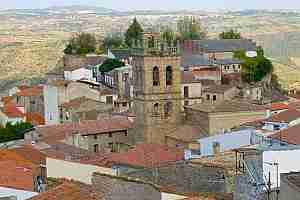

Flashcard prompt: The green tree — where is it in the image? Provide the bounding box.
[161,27,175,46]
[219,29,241,39]
[177,16,206,40]
[0,122,33,143]
[234,48,273,83]
[125,18,144,48]
[102,35,126,50]
[99,58,125,73]
[64,32,97,55]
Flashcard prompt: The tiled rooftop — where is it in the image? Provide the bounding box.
[26,112,45,126]
[29,181,104,200]
[1,102,24,118]
[268,109,300,123]
[16,86,43,97]
[271,103,289,111]
[269,124,300,145]
[186,99,267,113]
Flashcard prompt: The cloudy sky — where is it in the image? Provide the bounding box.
[2,0,300,10]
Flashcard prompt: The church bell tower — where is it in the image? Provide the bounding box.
[132,32,182,144]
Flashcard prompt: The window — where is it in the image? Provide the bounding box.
[108,133,112,138]
[122,102,127,107]
[213,95,217,101]
[153,66,160,86]
[30,100,36,105]
[93,144,99,153]
[166,66,173,85]
[184,86,189,98]
[94,135,98,140]
[125,131,128,136]
[108,142,114,152]
[184,100,189,106]
[106,96,113,104]
[164,102,172,117]
[213,142,220,154]
[206,94,210,100]
[153,103,159,116]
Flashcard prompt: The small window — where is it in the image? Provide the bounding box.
[206,94,210,100]
[106,96,113,104]
[184,86,189,98]
[108,133,112,138]
[213,95,217,101]
[125,131,128,136]
[94,135,98,140]
[213,142,220,154]
[30,100,36,105]
[93,144,99,153]
[184,100,189,106]
[153,66,160,86]
[153,103,159,116]
[122,102,127,107]
[166,66,173,86]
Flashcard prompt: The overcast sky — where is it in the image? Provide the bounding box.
[2,0,300,10]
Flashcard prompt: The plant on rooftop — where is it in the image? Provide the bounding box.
[234,46,273,83]
[99,58,125,73]
[125,18,144,48]
[64,32,97,55]
[219,29,242,39]
[0,122,33,143]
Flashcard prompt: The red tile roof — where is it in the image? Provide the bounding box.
[0,150,36,191]
[85,143,184,168]
[269,124,300,145]
[26,112,45,126]
[0,160,34,191]
[268,109,300,123]
[12,145,46,165]
[271,103,289,111]
[16,86,43,97]
[1,102,24,118]
[29,181,104,200]
[1,96,13,104]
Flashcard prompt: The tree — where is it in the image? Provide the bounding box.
[161,27,175,46]
[102,35,126,50]
[64,32,97,55]
[177,16,206,40]
[99,58,125,73]
[219,29,241,39]
[234,48,273,83]
[0,122,33,143]
[125,18,144,48]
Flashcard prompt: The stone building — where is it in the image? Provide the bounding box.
[132,33,182,144]
[280,172,300,200]
[202,85,238,104]
[184,99,268,136]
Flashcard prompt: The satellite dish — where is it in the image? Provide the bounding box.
[246,51,257,58]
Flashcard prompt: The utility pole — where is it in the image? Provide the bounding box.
[267,171,271,200]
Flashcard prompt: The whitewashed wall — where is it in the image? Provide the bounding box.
[198,129,256,156]
[263,149,300,189]
[46,157,116,184]
[0,187,37,200]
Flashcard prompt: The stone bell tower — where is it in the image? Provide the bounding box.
[132,32,182,144]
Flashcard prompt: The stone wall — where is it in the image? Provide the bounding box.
[92,173,161,200]
[124,162,226,194]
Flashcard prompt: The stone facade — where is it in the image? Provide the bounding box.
[92,173,161,200]
[65,130,133,153]
[132,37,182,144]
[185,108,266,136]
[280,172,300,200]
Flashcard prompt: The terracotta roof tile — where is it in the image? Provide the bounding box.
[0,160,34,191]
[26,112,45,126]
[1,102,24,118]
[1,96,13,104]
[268,109,300,123]
[85,143,184,168]
[29,181,104,200]
[271,103,289,111]
[16,86,43,97]
[12,145,46,165]
[269,124,300,145]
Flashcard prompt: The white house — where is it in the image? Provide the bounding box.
[0,187,38,200]
[187,128,260,158]
[64,66,94,81]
